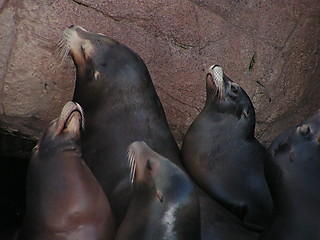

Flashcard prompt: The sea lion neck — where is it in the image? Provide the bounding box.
[198,104,256,139]
[34,137,81,161]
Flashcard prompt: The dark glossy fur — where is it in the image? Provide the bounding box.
[16,102,115,240]
[261,110,320,240]
[116,141,200,240]
[182,66,273,232]
[67,26,181,224]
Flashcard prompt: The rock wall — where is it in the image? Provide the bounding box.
[0,0,319,151]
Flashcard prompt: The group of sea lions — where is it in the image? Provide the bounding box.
[4,25,320,240]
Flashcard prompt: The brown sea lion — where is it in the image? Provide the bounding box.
[182,65,273,232]
[261,110,320,240]
[60,25,181,224]
[16,101,115,240]
[116,141,200,240]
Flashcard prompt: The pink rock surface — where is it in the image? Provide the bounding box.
[0,0,319,147]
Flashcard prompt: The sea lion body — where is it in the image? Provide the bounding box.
[61,26,181,224]
[261,110,320,240]
[116,141,200,240]
[16,101,115,240]
[199,191,259,240]
[182,65,273,231]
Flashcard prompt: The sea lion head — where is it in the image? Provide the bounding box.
[127,141,195,204]
[125,141,200,239]
[60,26,111,76]
[59,25,147,88]
[267,110,320,203]
[270,109,320,163]
[33,101,84,158]
[205,65,256,134]
[205,65,255,120]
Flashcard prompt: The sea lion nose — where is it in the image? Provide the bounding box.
[211,64,220,70]
[211,65,223,82]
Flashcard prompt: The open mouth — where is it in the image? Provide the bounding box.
[63,109,83,132]
[57,102,85,134]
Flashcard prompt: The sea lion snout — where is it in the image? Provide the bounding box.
[56,101,84,134]
[210,65,223,81]
[206,65,224,99]
[59,26,94,66]
[128,141,161,184]
[68,25,88,34]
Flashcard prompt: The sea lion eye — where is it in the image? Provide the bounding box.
[147,159,152,171]
[231,84,238,94]
[32,145,38,154]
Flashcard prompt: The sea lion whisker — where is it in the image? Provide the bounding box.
[129,157,134,180]
[132,160,136,184]
[61,42,70,60]
[54,43,63,57]
[61,48,69,62]
[212,88,219,100]
[57,38,66,52]
[57,37,65,47]
[56,34,71,63]
[127,147,137,184]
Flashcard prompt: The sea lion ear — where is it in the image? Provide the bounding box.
[273,141,289,156]
[157,190,163,203]
[242,109,249,119]
[32,145,39,154]
[297,124,311,137]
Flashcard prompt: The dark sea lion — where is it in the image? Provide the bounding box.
[16,101,115,240]
[182,65,273,231]
[260,110,320,240]
[60,25,181,224]
[116,141,200,240]
[199,190,259,240]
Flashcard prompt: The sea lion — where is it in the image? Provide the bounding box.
[260,110,320,240]
[199,189,260,240]
[116,141,200,240]
[60,25,181,224]
[181,65,273,232]
[16,101,115,240]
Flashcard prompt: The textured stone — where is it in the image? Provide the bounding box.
[0,0,319,150]
[256,15,320,143]
[191,0,320,47]
[0,7,15,115]
[0,0,7,9]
